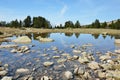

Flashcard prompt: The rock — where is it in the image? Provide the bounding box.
[52,47,58,50]
[4,64,9,68]
[88,61,99,70]
[74,67,85,75]
[57,59,66,63]
[53,56,60,59]
[43,62,54,67]
[61,53,70,56]
[70,45,75,48]
[0,67,4,71]
[13,36,31,43]
[37,36,54,42]
[78,56,89,64]
[0,70,8,76]
[11,46,30,53]
[17,46,30,53]
[106,70,120,79]
[41,76,52,80]
[115,49,120,53]
[97,71,106,78]
[99,55,111,61]
[73,55,79,60]
[100,64,112,70]
[1,76,13,80]
[82,43,93,47]
[16,68,29,74]
[0,44,18,48]
[107,60,114,64]
[63,71,73,80]
[115,39,120,44]
[73,49,81,53]
[83,72,92,79]
[10,49,17,53]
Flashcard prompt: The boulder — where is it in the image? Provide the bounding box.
[74,67,85,75]
[88,61,99,70]
[16,68,29,74]
[63,71,73,80]
[78,56,89,64]
[100,64,112,70]
[0,70,8,76]
[57,59,66,63]
[73,55,79,60]
[1,76,13,80]
[115,39,120,44]
[13,36,31,43]
[97,71,106,78]
[73,49,81,53]
[99,55,111,61]
[37,36,54,42]
[43,62,54,67]
[106,70,120,79]
[53,56,60,59]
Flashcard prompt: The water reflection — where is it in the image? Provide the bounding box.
[92,34,100,39]
[64,33,73,37]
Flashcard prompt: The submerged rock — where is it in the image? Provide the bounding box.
[11,46,30,53]
[1,76,13,80]
[57,59,67,63]
[43,62,54,67]
[74,67,85,75]
[16,68,29,74]
[12,36,31,43]
[99,55,111,61]
[0,70,8,76]
[78,56,89,64]
[88,61,100,70]
[73,49,81,53]
[106,70,120,79]
[0,44,18,48]
[37,36,54,42]
[63,71,73,80]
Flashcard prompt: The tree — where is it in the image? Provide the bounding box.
[19,20,22,27]
[24,16,31,27]
[10,19,19,27]
[64,21,74,28]
[75,20,81,28]
[101,22,107,28]
[94,19,100,28]
[0,21,6,26]
[33,16,51,28]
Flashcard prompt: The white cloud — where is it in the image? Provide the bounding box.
[60,5,68,16]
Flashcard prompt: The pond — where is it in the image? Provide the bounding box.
[0,33,120,79]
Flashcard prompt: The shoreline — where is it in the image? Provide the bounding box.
[0,27,120,35]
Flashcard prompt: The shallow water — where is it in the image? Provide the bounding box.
[0,33,120,79]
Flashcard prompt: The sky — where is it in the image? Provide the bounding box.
[0,0,120,25]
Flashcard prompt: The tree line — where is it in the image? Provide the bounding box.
[0,16,52,28]
[0,16,120,29]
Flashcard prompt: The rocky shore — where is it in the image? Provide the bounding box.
[0,41,120,80]
[0,32,120,80]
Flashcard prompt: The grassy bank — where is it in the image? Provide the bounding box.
[0,27,120,35]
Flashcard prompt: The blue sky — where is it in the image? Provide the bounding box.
[0,0,120,25]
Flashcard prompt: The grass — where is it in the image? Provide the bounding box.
[0,27,120,35]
